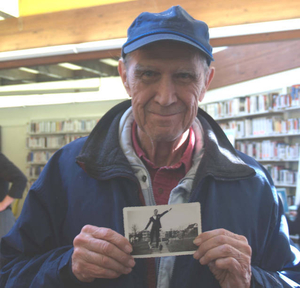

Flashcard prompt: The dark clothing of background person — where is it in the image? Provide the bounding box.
[0,153,27,239]
[145,210,170,248]
[287,205,300,236]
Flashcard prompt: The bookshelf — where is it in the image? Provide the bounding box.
[201,84,300,206]
[26,118,98,185]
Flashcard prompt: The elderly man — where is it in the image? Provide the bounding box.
[1,5,300,288]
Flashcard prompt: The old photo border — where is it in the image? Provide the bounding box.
[123,203,201,258]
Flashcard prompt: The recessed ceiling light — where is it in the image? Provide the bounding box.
[99,58,119,67]
[19,67,39,74]
[58,62,83,70]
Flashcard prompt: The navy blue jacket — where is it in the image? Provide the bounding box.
[1,100,300,287]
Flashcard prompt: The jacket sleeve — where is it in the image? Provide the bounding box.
[0,152,72,288]
[159,209,170,218]
[250,166,300,287]
[0,153,27,199]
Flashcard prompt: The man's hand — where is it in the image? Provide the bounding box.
[72,225,135,283]
[193,229,252,288]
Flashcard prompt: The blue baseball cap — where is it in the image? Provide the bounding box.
[122,6,214,65]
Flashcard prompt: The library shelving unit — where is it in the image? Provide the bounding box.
[26,118,98,186]
[200,84,300,206]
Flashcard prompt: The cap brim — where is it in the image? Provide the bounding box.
[123,33,214,61]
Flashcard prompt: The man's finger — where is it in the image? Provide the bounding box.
[195,244,250,266]
[73,248,133,275]
[193,233,251,261]
[82,225,133,254]
[194,229,247,246]
[73,230,135,268]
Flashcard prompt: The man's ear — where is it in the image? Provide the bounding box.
[118,59,131,96]
[199,67,215,102]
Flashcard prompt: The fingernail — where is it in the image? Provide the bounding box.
[125,245,133,253]
[129,259,135,267]
[193,250,201,260]
[193,238,201,245]
[124,267,132,274]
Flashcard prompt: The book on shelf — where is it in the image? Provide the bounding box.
[289,84,300,107]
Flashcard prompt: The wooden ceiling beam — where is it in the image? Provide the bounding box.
[0,0,299,53]
[209,39,300,90]
[211,30,300,47]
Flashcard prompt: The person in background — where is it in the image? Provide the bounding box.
[1,5,300,288]
[0,152,27,240]
[287,205,300,235]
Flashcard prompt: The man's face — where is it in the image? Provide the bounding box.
[119,41,214,143]
[154,209,158,215]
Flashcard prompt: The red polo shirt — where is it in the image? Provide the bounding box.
[131,121,195,287]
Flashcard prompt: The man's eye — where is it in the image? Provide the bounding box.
[142,71,156,78]
[177,73,192,79]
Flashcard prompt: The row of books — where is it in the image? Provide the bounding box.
[27,119,98,134]
[26,135,86,149]
[220,116,300,138]
[202,84,300,119]
[27,136,65,149]
[27,151,55,163]
[236,141,299,161]
[27,165,45,178]
[263,165,297,186]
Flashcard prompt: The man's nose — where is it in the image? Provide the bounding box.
[154,76,177,106]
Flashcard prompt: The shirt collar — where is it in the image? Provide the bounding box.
[131,121,195,173]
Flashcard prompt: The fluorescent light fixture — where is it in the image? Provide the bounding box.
[0,16,5,21]
[0,78,101,96]
[58,63,83,70]
[19,67,39,74]
[100,58,119,67]
[0,77,129,108]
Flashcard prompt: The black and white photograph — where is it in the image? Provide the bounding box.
[123,203,201,258]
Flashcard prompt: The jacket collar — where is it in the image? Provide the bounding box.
[192,108,255,189]
[76,100,255,182]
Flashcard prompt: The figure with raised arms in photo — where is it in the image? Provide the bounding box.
[144,208,172,249]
